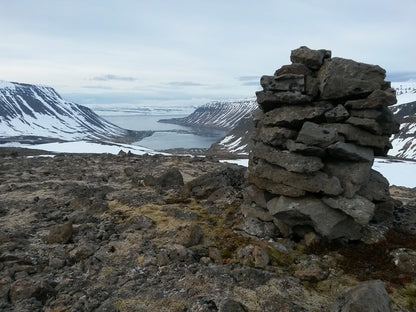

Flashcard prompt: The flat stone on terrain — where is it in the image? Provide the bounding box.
[260,74,305,92]
[252,142,324,173]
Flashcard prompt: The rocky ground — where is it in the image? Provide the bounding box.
[1,148,416,311]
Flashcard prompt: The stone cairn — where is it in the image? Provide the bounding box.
[245,46,400,241]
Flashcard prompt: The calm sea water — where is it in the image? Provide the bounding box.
[105,114,226,150]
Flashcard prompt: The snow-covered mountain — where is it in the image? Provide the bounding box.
[0,81,149,143]
[206,81,416,159]
[159,98,257,130]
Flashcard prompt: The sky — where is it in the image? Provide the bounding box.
[1,0,415,109]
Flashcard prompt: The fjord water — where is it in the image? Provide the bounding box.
[104,114,226,150]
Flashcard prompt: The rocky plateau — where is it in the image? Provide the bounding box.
[0,148,416,311]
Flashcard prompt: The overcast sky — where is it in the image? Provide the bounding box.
[1,0,415,107]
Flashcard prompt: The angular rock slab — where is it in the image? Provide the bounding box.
[319,57,386,100]
[250,159,343,196]
[324,161,372,198]
[263,102,333,128]
[248,175,306,197]
[322,195,375,225]
[267,196,362,240]
[296,121,339,148]
[253,125,297,148]
[326,141,374,162]
[345,89,397,109]
[330,280,392,312]
[260,74,305,92]
[323,123,391,155]
[290,46,331,70]
[251,142,324,173]
[256,91,312,112]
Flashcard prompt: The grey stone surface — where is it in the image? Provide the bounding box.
[322,195,375,225]
[324,161,372,198]
[250,159,343,196]
[286,140,326,157]
[253,125,297,147]
[267,196,362,240]
[296,121,339,147]
[260,74,305,92]
[290,46,331,70]
[346,116,383,135]
[247,175,306,197]
[256,91,312,112]
[330,280,392,312]
[345,89,397,109]
[326,141,374,162]
[358,169,391,202]
[325,104,350,122]
[319,57,386,100]
[323,123,391,154]
[252,142,324,173]
[263,102,333,128]
[274,63,312,76]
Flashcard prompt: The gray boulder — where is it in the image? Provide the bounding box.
[290,46,331,70]
[346,116,383,135]
[319,57,386,100]
[358,169,391,202]
[267,196,362,240]
[331,280,392,312]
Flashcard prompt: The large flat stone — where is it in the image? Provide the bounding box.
[296,121,339,147]
[263,102,333,128]
[322,195,375,225]
[275,63,312,76]
[260,74,305,92]
[290,46,331,70]
[326,141,374,162]
[248,175,306,197]
[324,161,372,198]
[349,109,383,119]
[267,196,362,240]
[318,57,386,100]
[323,123,391,155]
[250,159,343,196]
[286,139,326,157]
[345,89,397,109]
[252,142,324,173]
[346,116,383,135]
[256,91,312,112]
[253,125,297,147]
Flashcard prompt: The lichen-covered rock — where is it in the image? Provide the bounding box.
[330,280,392,312]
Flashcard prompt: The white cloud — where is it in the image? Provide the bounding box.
[0,0,415,106]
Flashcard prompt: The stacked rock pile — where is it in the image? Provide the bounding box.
[246,46,400,241]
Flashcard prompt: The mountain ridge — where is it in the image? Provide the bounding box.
[0,80,151,143]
